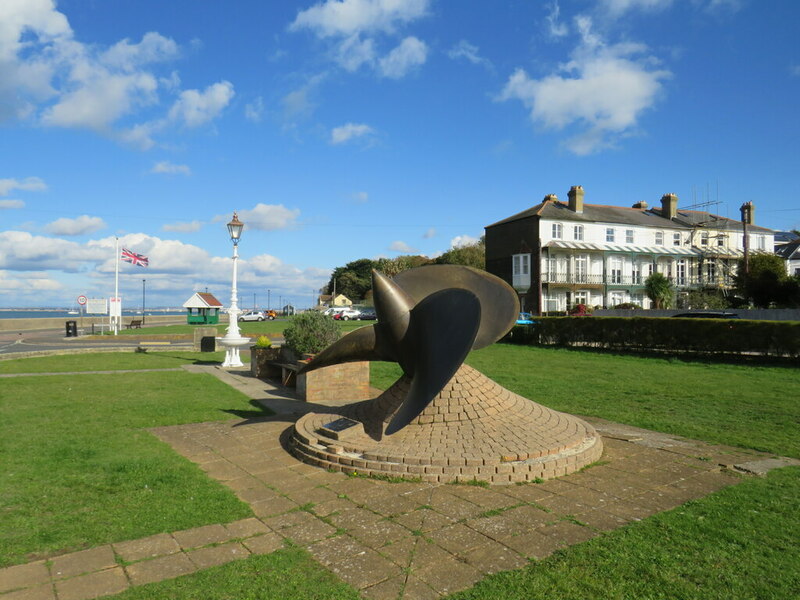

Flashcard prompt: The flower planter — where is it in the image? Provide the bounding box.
[250,346,281,378]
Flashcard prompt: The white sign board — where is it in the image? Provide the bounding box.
[109,297,122,318]
[86,298,108,315]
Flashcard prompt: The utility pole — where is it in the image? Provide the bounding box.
[142,279,146,325]
[267,289,271,311]
[740,202,752,277]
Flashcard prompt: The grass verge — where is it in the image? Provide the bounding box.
[448,466,800,600]
[0,370,265,567]
[0,351,229,373]
[371,345,800,458]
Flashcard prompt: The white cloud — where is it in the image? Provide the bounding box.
[790,64,800,77]
[389,240,417,253]
[0,176,48,196]
[168,81,235,128]
[228,203,301,231]
[45,215,106,236]
[162,220,202,233]
[498,16,670,155]
[352,191,369,203]
[282,73,326,121]
[450,234,480,248]
[545,2,568,37]
[0,230,103,272]
[0,270,62,293]
[448,40,492,69]
[330,122,375,144]
[244,96,264,122]
[335,34,376,71]
[151,161,191,175]
[600,0,673,15]
[379,36,427,78]
[422,227,436,239]
[290,0,430,38]
[0,200,25,209]
[0,1,232,145]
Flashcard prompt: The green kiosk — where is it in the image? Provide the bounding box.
[183,292,223,325]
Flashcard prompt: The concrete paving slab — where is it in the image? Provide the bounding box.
[54,567,128,600]
[0,561,50,594]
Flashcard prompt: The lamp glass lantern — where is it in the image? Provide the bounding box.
[227,213,244,244]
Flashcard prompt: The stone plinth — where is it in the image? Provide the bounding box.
[290,364,603,484]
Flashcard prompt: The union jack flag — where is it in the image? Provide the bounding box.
[121,248,149,267]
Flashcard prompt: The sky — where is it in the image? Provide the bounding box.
[1,0,799,309]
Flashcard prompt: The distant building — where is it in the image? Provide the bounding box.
[485,186,776,313]
[317,293,352,308]
[776,240,800,277]
[182,292,223,324]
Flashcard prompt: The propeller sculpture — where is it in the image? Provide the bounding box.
[299,265,519,434]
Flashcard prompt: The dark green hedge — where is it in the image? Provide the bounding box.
[504,317,800,358]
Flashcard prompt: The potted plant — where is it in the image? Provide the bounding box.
[281,311,341,363]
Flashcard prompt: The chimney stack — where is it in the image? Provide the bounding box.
[568,186,584,213]
[740,201,755,225]
[660,193,678,219]
[543,194,559,203]
[632,200,648,209]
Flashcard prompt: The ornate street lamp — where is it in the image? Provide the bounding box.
[219,212,250,367]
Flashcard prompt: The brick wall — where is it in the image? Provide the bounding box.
[297,361,371,403]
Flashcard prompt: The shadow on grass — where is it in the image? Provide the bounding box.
[223,400,275,420]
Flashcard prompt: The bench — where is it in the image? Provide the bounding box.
[266,360,302,387]
[126,319,143,329]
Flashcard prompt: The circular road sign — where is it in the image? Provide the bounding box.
[77,295,87,305]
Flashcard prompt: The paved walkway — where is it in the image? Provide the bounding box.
[2,365,796,600]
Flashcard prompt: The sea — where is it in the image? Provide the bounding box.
[0,309,185,319]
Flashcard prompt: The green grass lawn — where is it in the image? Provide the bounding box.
[372,345,800,459]
[0,351,229,374]
[110,318,369,337]
[3,346,799,599]
[0,369,265,567]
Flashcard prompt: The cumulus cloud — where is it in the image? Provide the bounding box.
[289,0,430,79]
[0,200,25,209]
[45,215,106,236]
[0,270,62,293]
[162,220,202,233]
[379,36,427,78]
[389,240,417,253]
[0,1,233,145]
[225,203,301,231]
[422,227,436,239]
[151,161,191,175]
[450,234,480,248]
[290,0,430,37]
[448,40,492,69]
[0,230,103,272]
[497,16,670,154]
[0,176,47,196]
[168,81,234,128]
[599,0,673,15]
[330,122,375,144]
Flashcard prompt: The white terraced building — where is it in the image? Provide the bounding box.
[485,186,775,313]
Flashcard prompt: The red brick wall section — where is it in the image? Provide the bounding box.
[297,362,371,403]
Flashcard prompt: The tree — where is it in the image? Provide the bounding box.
[374,255,432,277]
[734,253,789,308]
[686,289,730,310]
[435,237,485,270]
[326,258,375,301]
[644,272,674,309]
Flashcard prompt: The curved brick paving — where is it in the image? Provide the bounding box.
[291,364,603,483]
[2,364,796,600]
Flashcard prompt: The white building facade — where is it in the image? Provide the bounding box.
[487,187,775,312]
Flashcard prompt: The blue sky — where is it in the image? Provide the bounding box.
[1,0,798,309]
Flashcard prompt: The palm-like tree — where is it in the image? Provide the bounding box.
[645,272,674,309]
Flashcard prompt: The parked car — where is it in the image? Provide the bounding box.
[264,310,277,320]
[671,312,740,319]
[334,308,361,321]
[516,312,535,325]
[239,310,266,322]
[358,309,377,320]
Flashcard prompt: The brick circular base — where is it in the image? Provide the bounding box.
[289,364,603,485]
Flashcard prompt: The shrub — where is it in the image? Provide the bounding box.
[283,311,341,356]
[254,335,272,348]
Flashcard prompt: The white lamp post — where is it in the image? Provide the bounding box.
[219,212,250,367]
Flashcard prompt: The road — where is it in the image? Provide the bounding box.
[0,321,192,357]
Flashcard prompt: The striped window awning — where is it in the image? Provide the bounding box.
[545,240,742,258]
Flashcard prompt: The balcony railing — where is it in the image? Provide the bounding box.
[541,273,735,287]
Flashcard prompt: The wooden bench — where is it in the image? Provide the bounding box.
[266,360,302,387]
[126,319,143,329]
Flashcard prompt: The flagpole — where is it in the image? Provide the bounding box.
[114,237,119,335]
